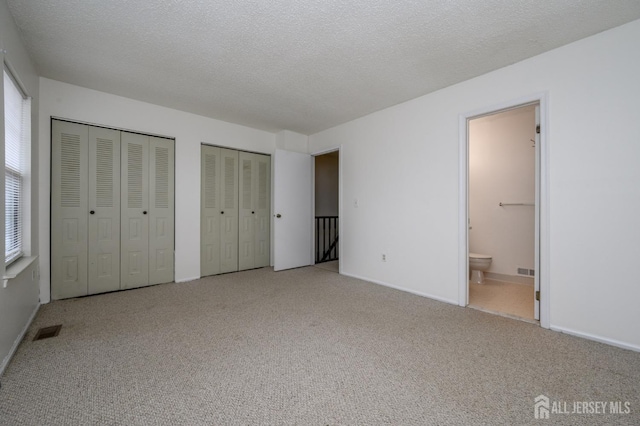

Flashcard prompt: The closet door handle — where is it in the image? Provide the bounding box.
[276,214,281,218]
[252,211,255,214]
[143,211,147,215]
[221,211,224,214]
[90,210,95,215]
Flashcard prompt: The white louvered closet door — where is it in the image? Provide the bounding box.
[220,148,239,273]
[238,152,271,270]
[253,154,271,268]
[149,137,175,285]
[238,152,255,270]
[88,126,121,295]
[51,121,89,300]
[121,132,150,289]
[201,145,221,276]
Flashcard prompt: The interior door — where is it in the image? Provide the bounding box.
[88,126,121,295]
[201,145,221,276]
[534,105,541,321]
[121,132,150,289]
[254,154,271,268]
[238,152,255,270]
[220,148,239,273]
[273,149,312,271]
[51,120,89,299]
[149,136,175,285]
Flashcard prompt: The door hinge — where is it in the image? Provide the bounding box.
[535,290,540,301]
[536,124,540,134]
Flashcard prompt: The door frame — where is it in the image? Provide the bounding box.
[310,145,343,274]
[457,93,550,329]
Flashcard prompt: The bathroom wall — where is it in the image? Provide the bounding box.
[315,152,339,217]
[469,106,536,278]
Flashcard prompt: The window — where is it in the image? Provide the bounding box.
[4,69,30,265]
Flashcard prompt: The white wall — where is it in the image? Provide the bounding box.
[469,106,535,277]
[309,19,640,349]
[276,130,308,153]
[1,0,41,373]
[315,153,339,217]
[38,78,275,303]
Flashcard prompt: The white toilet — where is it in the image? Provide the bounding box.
[469,253,492,284]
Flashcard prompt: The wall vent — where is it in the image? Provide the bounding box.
[517,268,535,276]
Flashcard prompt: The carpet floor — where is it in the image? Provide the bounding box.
[1,267,638,425]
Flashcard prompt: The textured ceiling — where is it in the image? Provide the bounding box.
[6,1,640,134]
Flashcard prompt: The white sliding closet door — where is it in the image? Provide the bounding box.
[149,137,175,285]
[121,132,150,289]
[88,126,121,294]
[51,121,89,299]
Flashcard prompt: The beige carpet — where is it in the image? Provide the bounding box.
[469,279,535,321]
[1,267,639,425]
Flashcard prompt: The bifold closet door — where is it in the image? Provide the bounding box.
[201,145,222,276]
[121,132,150,289]
[88,126,121,294]
[220,149,239,273]
[51,121,89,300]
[200,146,238,276]
[238,152,271,271]
[149,137,175,285]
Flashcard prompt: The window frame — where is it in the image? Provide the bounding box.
[3,65,31,267]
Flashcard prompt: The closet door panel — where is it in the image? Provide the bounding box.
[201,145,221,276]
[220,149,239,273]
[121,132,150,289]
[88,126,121,295]
[149,137,175,285]
[254,154,271,268]
[238,152,255,271]
[51,121,89,300]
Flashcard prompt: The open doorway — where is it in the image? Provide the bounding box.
[467,104,538,322]
[313,150,339,273]
[459,95,549,328]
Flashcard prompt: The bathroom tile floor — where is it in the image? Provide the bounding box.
[469,279,535,321]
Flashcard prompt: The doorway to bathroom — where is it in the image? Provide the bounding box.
[459,96,548,327]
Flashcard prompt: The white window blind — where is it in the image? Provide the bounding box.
[4,69,30,265]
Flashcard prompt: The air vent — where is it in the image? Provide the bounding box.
[33,325,62,341]
[517,267,535,276]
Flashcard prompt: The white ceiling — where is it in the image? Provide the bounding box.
[6,1,640,135]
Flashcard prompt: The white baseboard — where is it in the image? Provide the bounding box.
[485,272,534,285]
[550,325,640,353]
[341,272,459,306]
[0,303,40,377]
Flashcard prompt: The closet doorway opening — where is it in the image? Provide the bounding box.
[313,149,341,273]
[459,96,549,328]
